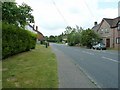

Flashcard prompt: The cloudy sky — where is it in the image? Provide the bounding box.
[16,0,119,36]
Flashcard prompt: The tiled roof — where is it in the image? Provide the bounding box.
[111,16,120,28]
[92,16,120,31]
[28,24,44,36]
[103,18,113,27]
[103,17,120,28]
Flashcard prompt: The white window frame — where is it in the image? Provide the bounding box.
[116,37,120,44]
[100,29,103,34]
[118,22,120,30]
[105,29,109,33]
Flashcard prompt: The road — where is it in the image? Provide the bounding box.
[50,43,118,88]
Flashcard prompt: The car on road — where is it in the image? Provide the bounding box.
[92,43,106,50]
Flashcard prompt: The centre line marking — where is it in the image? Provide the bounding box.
[102,56,118,63]
[82,51,94,55]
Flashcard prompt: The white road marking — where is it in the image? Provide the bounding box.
[102,56,118,63]
[90,49,119,55]
[102,51,119,55]
[89,49,101,52]
[82,51,94,55]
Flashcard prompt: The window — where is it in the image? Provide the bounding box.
[118,22,120,30]
[100,29,103,34]
[105,29,109,33]
[116,37,120,44]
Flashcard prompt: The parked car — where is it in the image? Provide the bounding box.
[92,43,106,50]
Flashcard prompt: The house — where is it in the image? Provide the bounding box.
[36,26,45,42]
[25,24,37,34]
[92,16,120,49]
[92,22,100,33]
[25,24,44,43]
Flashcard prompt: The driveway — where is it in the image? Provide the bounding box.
[50,43,118,88]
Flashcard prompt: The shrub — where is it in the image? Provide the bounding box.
[2,22,37,59]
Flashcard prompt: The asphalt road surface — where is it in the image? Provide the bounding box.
[50,43,118,88]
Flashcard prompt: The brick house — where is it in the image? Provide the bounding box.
[92,17,120,49]
[25,24,44,43]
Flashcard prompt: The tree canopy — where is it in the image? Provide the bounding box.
[64,26,101,47]
[80,29,100,48]
[2,2,34,28]
[65,25,82,46]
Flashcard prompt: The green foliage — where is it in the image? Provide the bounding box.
[2,2,18,25]
[66,26,81,46]
[2,22,37,59]
[80,29,100,48]
[57,35,62,43]
[48,34,63,43]
[2,2,34,28]
[2,45,58,88]
[64,26,72,35]
[64,26,100,47]
[48,35,57,42]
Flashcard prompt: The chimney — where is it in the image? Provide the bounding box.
[36,26,38,31]
[94,22,97,26]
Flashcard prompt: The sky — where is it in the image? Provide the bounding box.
[15,0,119,36]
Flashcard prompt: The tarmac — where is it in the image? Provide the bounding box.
[51,45,98,88]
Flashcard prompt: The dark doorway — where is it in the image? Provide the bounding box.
[106,38,110,47]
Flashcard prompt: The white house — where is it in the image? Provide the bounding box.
[25,24,37,34]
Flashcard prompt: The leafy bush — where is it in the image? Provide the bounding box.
[2,22,37,59]
[80,29,101,48]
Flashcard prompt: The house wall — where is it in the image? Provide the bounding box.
[98,20,113,48]
[113,27,120,49]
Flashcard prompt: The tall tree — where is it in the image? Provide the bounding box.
[18,3,34,28]
[2,2,34,28]
[64,26,72,35]
[80,29,100,48]
[2,2,19,25]
[48,35,56,42]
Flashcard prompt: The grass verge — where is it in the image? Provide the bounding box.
[106,47,118,51]
[2,44,58,88]
[0,61,2,89]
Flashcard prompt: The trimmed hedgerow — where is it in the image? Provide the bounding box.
[2,22,37,59]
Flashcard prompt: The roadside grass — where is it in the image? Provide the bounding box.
[106,47,118,51]
[0,61,2,89]
[2,44,58,88]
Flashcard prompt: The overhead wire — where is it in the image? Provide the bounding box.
[83,0,95,20]
[51,0,69,26]
[51,0,96,27]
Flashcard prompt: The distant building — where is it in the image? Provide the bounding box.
[25,24,37,34]
[25,24,44,43]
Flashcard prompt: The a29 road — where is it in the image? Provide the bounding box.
[51,43,118,88]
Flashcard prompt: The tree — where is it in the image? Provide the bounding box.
[64,26,72,35]
[18,3,34,28]
[2,2,34,28]
[57,35,62,43]
[80,29,101,48]
[48,35,56,42]
[65,25,81,46]
[2,2,19,25]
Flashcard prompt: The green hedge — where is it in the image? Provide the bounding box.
[2,22,37,59]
